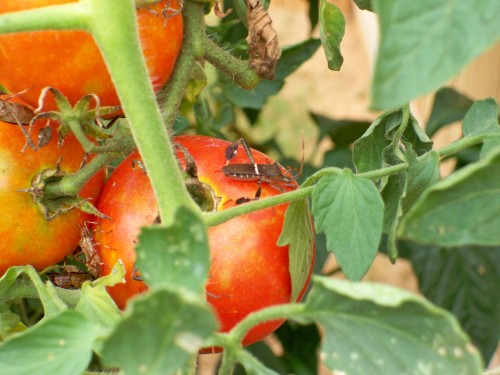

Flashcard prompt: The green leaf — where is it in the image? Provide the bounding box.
[294,276,483,374]
[311,113,371,146]
[307,0,319,31]
[75,262,124,332]
[101,288,217,375]
[0,266,67,318]
[352,113,391,173]
[323,148,354,170]
[401,151,441,214]
[135,207,210,296]
[371,0,500,109]
[425,87,473,138]
[481,136,500,159]
[223,39,321,109]
[353,108,432,174]
[462,98,500,137]
[319,0,345,71]
[353,0,373,11]
[399,148,500,246]
[311,171,384,280]
[0,310,100,375]
[402,113,433,155]
[275,322,320,375]
[277,199,315,302]
[0,310,21,342]
[381,171,407,261]
[399,242,500,364]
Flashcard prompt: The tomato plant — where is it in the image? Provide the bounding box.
[0,99,105,276]
[0,1,499,374]
[0,0,183,110]
[93,135,315,347]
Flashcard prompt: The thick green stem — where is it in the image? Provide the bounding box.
[87,0,199,224]
[0,3,89,33]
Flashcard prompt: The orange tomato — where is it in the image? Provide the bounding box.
[0,0,183,110]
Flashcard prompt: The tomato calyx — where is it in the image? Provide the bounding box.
[19,159,106,221]
[30,87,121,152]
[177,143,220,212]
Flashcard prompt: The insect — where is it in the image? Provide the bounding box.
[222,138,301,204]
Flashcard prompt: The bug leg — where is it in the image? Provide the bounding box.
[235,180,262,205]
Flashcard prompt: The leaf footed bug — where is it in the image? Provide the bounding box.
[222,138,302,204]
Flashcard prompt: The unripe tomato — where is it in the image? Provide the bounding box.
[92,135,315,347]
[0,100,105,275]
[0,0,183,110]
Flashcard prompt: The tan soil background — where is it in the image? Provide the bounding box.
[199,0,500,372]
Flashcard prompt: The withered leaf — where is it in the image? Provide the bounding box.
[245,0,281,80]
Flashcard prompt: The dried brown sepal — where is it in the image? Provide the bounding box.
[0,99,35,125]
[214,2,232,18]
[245,0,281,80]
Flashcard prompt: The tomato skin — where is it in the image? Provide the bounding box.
[93,135,315,347]
[0,0,183,110]
[0,116,105,276]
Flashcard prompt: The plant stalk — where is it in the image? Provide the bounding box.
[87,0,200,224]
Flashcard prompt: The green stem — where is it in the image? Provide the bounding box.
[156,4,198,128]
[437,133,486,158]
[203,36,261,90]
[66,118,96,152]
[228,303,306,343]
[0,2,89,33]
[87,0,199,224]
[203,186,314,227]
[44,152,117,198]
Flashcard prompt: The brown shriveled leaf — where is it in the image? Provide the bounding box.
[245,0,281,80]
[0,98,35,125]
[79,224,102,278]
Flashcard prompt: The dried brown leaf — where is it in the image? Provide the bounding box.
[245,0,281,80]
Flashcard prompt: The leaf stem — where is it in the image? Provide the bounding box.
[228,303,306,343]
[203,186,314,227]
[437,133,486,158]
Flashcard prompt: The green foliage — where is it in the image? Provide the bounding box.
[371,0,500,109]
[399,242,500,364]
[101,289,217,375]
[278,199,315,302]
[1,1,500,374]
[0,311,101,375]
[312,171,384,280]
[425,87,473,137]
[295,276,484,375]
[399,147,500,246]
[319,0,345,71]
[135,208,210,296]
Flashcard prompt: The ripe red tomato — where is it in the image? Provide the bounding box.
[0,100,105,275]
[93,135,315,347]
[0,0,183,110]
